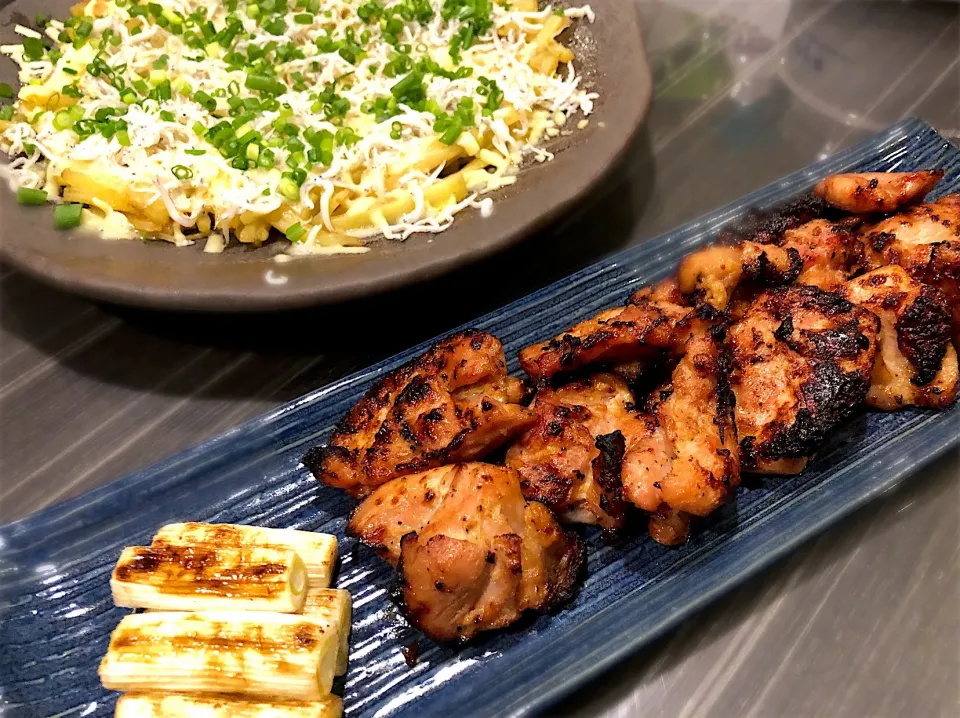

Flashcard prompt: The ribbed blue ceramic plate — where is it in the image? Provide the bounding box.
[2,117,959,718]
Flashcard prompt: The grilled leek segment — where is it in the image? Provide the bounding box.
[112,545,308,613]
[99,611,338,700]
[301,589,352,677]
[152,523,338,588]
[115,693,343,718]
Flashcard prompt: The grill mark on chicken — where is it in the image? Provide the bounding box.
[592,431,627,527]
[843,265,958,409]
[896,289,952,386]
[859,194,960,345]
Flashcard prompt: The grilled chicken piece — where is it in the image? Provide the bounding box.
[677,241,803,310]
[859,194,960,345]
[348,463,584,643]
[303,331,533,497]
[779,219,860,292]
[843,266,958,410]
[729,286,880,475]
[518,301,690,383]
[814,171,943,214]
[627,331,740,535]
[504,373,649,530]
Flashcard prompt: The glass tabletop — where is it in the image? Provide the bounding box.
[0,1,957,715]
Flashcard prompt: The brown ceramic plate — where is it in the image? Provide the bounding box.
[0,0,650,311]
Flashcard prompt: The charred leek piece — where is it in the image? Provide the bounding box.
[99,611,338,700]
[114,693,343,718]
[111,545,308,613]
[301,589,352,677]
[152,523,338,588]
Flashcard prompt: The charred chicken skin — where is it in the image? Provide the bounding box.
[728,285,880,475]
[715,193,840,246]
[348,463,584,643]
[859,194,960,345]
[504,373,647,531]
[843,266,958,410]
[814,171,943,214]
[303,330,533,497]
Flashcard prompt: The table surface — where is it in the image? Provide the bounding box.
[1,1,958,716]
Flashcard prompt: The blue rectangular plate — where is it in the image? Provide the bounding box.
[2,117,959,718]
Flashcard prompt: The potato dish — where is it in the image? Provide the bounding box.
[0,1,597,254]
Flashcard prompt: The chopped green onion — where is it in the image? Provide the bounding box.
[438,118,463,145]
[264,17,286,35]
[0,83,14,99]
[53,110,74,130]
[172,165,194,180]
[185,149,206,155]
[23,37,46,61]
[258,148,276,168]
[172,77,193,96]
[16,186,47,205]
[116,129,132,146]
[285,222,307,242]
[277,177,300,200]
[245,73,285,95]
[154,80,172,101]
[74,119,96,136]
[193,90,217,111]
[54,203,83,230]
